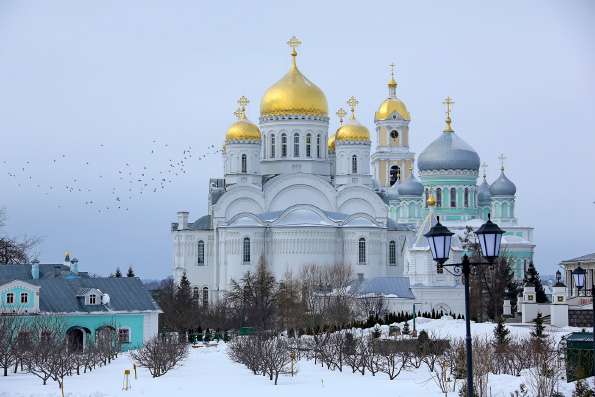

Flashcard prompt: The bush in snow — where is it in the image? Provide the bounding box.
[130,336,188,378]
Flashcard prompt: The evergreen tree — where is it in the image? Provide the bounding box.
[114,267,122,278]
[402,320,410,335]
[126,266,135,277]
[174,272,194,332]
[493,317,511,348]
[531,312,546,338]
[524,262,548,303]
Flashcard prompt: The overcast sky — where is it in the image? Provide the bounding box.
[0,1,593,279]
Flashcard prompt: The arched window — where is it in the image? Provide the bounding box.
[316,134,321,158]
[270,134,276,158]
[193,287,199,300]
[6,292,14,304]
[450,187,457,208]
[352,155,358,174]
[389,241,396,265]
[281,134,287,157]
[197,240,205,265]
[436,188,442,207]
[390,130,399,144]
[243,237,251,263]
[464,188,469,208]
[241,154,247,173]
[358,238,366,264]
[202,287,209,307]
[389,165,401,186]
[293,133,300,157]
[306,133,312,157]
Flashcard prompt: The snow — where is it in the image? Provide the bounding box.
[0,319,588,397]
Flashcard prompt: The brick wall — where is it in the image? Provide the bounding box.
[569,309,594,327]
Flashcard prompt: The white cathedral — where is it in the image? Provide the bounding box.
[171,37,535,315]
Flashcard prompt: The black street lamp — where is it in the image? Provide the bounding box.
[572,265,595,377]
[425,214,504,397]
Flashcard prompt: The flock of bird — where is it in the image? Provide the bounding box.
[1,140,222,213]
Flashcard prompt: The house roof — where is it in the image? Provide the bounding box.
[352,276,415,299]
[561,253,595,264]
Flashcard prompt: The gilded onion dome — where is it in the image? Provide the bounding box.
[260,37,328,117]
[327,134,336,153]
[335,97,370,142]
[374,64,411,121]
[225,96,261,143]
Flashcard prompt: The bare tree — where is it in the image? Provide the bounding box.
[130,336,188,378]
[0,315,23,376]
[0,208,40,264]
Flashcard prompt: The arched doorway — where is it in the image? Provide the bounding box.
[66,326,90,352]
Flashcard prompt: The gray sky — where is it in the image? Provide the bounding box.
[0,0,593,279]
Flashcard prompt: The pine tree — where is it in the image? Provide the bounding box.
[493,317,511,348]
[114,267,122,278]
[403,320,410,335]
[531,312,546,338]
[126,266,135,277]
[524,262,548,303]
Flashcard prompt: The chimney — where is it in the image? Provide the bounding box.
[64,251,71,267]
[70,257,79,274]
[177,211,189,231]
[31,259,40,280]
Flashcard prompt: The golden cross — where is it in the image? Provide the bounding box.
[481,162,488,178]
[237,96,249,109]
[347,96,359,119]
[287,36,302,56]
[233,107,244,120]
[498,153,507,171]
[389,62,396,79]
[442,96,455,132]
[336,107,347,125]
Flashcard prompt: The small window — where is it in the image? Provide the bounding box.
[450,187,457,208]
[389,165,400,186]
[6,293,14,304]
[89,294,96,305]
[306,133,312,157]
[118,328,130,343]
[281,134,287,157]
[293,133,300,157]
[243,237,250,263]
[436,188,442,208]
[390,130,399,141]
[20,293,28,304]
[270,134,276,158]
[358,238,366,264]
[464,188,469,208]
[352,155,358,174]
[241,154,247,173]
[202,287,209,307]
[389,241,396,265]
[197,240,205,264]
[316,134,321,158]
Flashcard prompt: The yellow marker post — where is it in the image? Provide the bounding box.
[123,369,131,391]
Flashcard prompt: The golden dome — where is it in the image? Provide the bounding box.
[260,37,328,117]
[335,97,370,142]
[225,96,261,143]
[375,98,411,121]
[327,134,336,153]
[427,194,436,207]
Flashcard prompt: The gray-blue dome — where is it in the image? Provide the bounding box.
[489,170,516,196]
[418,132,480,172]
[398,175,424,196]
[477,177,491,204]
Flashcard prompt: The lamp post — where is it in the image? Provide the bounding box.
[572,265,595,377]
[425,214,504,397]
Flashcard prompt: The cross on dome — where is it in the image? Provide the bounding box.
[347,96,359,119]
[481,162,488,178]
[389,63,396,79]
[336,107,347,125]
[442,96,455,133]
[498,153,507,171]
[237,96,249,109]
[287,36,302,56]
[233,107,244,120]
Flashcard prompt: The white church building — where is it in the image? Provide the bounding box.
[171,37,535,316]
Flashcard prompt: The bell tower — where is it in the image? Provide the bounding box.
[371,63,415,188]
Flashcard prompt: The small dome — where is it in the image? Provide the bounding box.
[375,98,411,122]
[490,170,516,196]
[260,44,327,117]
[398,175,424,196]
[335,118,370,142]
[418,132,480,172]
[477,177,492,204]
[327,134,336,153]
[225,119,261,143]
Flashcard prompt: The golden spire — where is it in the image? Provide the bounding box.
[498,153,507,172]
[347,96,359,120]
[336,107,347,126]
[287,35,302,66]
[442,96,455,133]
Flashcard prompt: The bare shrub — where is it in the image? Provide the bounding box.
[524,336,564,397]
[130,336,188,378]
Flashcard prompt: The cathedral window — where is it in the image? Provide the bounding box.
[352,155,358,174]
[390,130,399,145]
[316,134,321,158]
[464,188,469,208]
[389,165,400,186]
[243,237,251,263]
[358,238,366,264]
[436,188,442,207]
[270,134,276,158]
[389,241,396,265]
[306,133,312,157]
[450,187,457,208]
[202,287,209,307]
[241,154,247,173]
[293,133,300,157]
[197,240,205,265]
[193,287,199,300]
[281,134,287,157]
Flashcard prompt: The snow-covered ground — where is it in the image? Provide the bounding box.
[0,319,588,397]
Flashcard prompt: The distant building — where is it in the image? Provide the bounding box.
[0,253,161,350]
[561,253,595,296]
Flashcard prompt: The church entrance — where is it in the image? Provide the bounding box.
[66,327,86,352]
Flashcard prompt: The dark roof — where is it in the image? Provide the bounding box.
[561,253,595,263]
[189,215,212,230]
[352,276,415,299]
[0,264,87,279]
